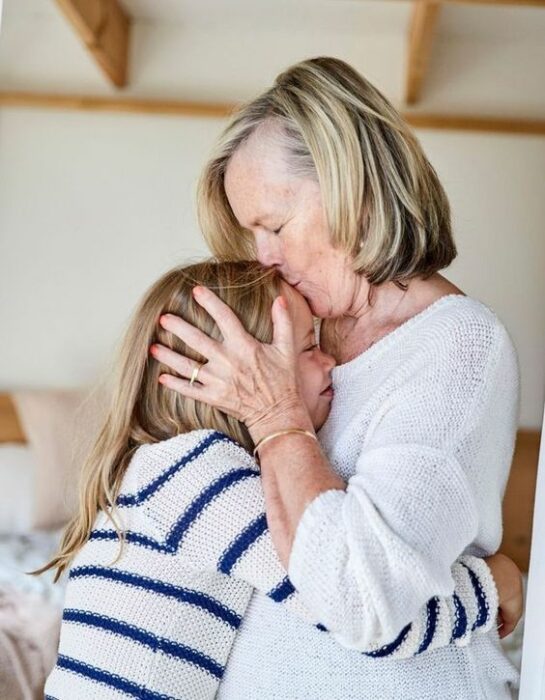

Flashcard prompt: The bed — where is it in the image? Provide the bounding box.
[0,392,538,698]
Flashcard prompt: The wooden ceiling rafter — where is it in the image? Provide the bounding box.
[1,90,544,136]
[403,0,545,115]
[55,0,130,88]
[405,1,442,105]
[396,0,545,6]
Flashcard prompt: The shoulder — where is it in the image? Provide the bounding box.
[413,295,517,373]
[135,429,249,467]
[375,296,520,409]
[123,429,257,505]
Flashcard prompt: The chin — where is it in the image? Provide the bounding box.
[313,405,332,432]
[304,294,337,320]
[305,298,326,318]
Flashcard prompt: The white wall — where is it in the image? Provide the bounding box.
[1,106,544,427]
[1,2,544,427]
[0,107,218,386]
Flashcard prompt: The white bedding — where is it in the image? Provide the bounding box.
[0,530,66,700]
[0,529,67,605]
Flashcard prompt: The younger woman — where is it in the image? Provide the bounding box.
[39,261,506,700]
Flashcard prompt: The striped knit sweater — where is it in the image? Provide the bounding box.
[45,428,499,700]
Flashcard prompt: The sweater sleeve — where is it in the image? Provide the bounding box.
[286,317,518,651]
[151,438,501,658]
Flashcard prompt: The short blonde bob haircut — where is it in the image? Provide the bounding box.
[198,56,456,285]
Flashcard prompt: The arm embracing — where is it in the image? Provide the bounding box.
[285,447,481,651]
[282,319,518,651]
[163,440,501,658]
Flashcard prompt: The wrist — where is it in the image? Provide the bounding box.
[247,400,313,445]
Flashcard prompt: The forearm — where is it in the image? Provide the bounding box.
[250,405,346,569]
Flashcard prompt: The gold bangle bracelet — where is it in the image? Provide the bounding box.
[252,428,318,460]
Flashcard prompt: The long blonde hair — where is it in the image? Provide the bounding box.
[198,56,456,285]
[34,260,281,581]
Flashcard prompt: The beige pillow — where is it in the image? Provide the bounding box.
[12,389,106,530]
[0,444,35,532]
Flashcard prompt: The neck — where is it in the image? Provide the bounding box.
[321,272,463,364]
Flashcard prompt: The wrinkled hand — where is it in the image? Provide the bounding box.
[150,286,304,432]
[484,552,524,639]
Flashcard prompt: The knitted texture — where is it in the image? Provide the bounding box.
[46,429,501,697]
[217,295,521,700]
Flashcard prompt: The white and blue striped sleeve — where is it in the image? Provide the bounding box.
[142,433,500,659]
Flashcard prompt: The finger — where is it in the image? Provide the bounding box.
[498,621,515,638]
[272,295,295,353]
[159,313,220,359]
[192,286,251,343]
[496,610,517,639]
[151,344,208,382]
[158,373,207,400]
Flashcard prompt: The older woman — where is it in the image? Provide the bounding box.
[154,57,522,698]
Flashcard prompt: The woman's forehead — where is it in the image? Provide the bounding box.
[225,149,294,226]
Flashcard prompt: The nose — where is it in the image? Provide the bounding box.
[254,230,283,268]
[323,352,336,374]
[324,353,337,372]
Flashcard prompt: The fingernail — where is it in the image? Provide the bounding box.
[193,286,203,297]
[278,296,288,309]
[149,345,157,355]
[158,375,168,385]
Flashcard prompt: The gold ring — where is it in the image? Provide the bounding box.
[189,364,202,387]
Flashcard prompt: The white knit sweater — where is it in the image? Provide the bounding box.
[44,297,513,699]
[45,429,497,700]
[217,294,521,700]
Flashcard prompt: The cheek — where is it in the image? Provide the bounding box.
[298,358,323,396]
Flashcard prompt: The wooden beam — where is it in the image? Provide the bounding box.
[501,430,541,573]
[0,394,25,444]
[442,0,545,5]
[1,90,544,135]
[55,0,130,88]
[405,1,441,106]
[395,0,545,6]
[0,91,235,119]
[404,111,545,135]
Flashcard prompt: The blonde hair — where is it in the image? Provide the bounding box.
[198,56,456,285]
[34,260,282,581]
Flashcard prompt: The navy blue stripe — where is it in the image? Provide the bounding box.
[63,609,224,679]
[44,696,58,700]
[450,592,468,642]
[461,562,489,630]
[56,654,175,699]
[90,468,258,554]
[218,513,268,575]
[363,622,412,658]
[69,565,242,629]
[116,431,231,507]
[89,529,164,551]
[268,576,296,603]
[314,620,412,658]
[165,468,259,551]
[416,596,439,655]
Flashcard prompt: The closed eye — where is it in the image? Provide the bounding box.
[273,226,283,234]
